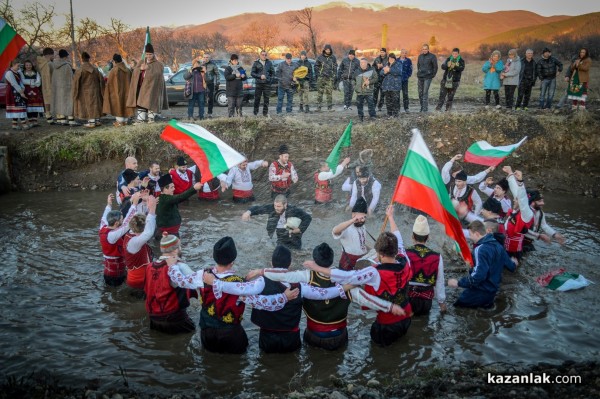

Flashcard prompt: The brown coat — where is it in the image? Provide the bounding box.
[126,59,168,113]
[103,62,133,117]
[572,57,592,83]
[52,59,74,117]
[36,55,53,108]
[73,62,104,119]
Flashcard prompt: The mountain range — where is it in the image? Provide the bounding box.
[173,2,598,52]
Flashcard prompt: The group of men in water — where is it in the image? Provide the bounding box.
[97,143,565,353]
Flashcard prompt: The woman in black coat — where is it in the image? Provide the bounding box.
[224,54,247,117]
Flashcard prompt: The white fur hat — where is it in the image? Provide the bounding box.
[413,215,430,236]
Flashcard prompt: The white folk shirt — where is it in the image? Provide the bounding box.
[333,223,368,256]
[441,160,489,185]
[226,160,264,191]
[317,164,345,181]
[478,182,512,214]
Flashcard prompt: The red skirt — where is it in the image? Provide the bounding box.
[24,84,45,112]
[198,190,220,201]
[5,85,27,119]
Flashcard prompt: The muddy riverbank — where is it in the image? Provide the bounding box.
[0,104,599,197]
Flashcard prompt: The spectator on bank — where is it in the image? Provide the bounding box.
[275,53,298,115]
[296,51,314,113]
[184,58,207,121]
[500,49,521,110]
[224,54,247,117]
[397,49,413,113]
[315,44,337,112]
[201,53,220,118]
[566,48,592,111]
[536,47,563,110]
[103,54,133,127]
[21,60,44,127]
[515,49,536,111]
[354,58,378,121]
[372,48,388,112]
[338,49,361,111]
[251,50,275,117]
[436,47,465,112]
[380,53,402,118]
[417,44,438,112]
[36,47,54,124]
[482,50,504,108]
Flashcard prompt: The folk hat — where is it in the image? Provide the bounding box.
[352,197,368,214]
[278,144,289,155]
[145,43,154,54]
[113,53,123,63]
[157,173,173,188]
[312,243,334,267]
[413,215,430,236]
[482,197,502,215]
[455,170,468,181]
[496,178,509,192]
[176,156,187,166]
[272,245,292,269]
[213,236,237,265]
[528,189,543,204]
[122,168,138,185]
[160,233,180,253]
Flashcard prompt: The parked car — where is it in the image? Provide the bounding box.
[163,66,174,81]
[177,59,227,72]
[166,68,254,107]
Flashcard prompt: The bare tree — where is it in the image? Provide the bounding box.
[20,2,56,50]
[288,7,319,57]
[101,18,131,58]
[0,0,17,28]
[242,21,280,54]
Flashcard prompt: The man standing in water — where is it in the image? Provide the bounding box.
[242,194,311,250]
[269,144,298,198]
[332,198,370,270]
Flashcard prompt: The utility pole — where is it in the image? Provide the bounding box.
[69,0,78,66]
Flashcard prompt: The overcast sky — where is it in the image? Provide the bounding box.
[10,1,600,28]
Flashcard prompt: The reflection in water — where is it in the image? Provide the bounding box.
[0,191,599,395]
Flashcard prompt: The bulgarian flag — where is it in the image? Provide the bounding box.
[464,137,527,167]
[392,129,473,265]
[537,268,592,291]
[326,121,352,171]
[161,120,245,184]
[141,26,151,61]
[0,18,26,77]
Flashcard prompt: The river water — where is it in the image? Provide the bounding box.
[0,189,599,396]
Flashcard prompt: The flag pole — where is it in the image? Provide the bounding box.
[379,174,403,234]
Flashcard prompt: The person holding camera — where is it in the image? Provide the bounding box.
[184,59,207,121]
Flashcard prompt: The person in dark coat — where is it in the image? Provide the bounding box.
[397,49,413,113]
[224,54,247,117]
[372,48,388,111]
[242,194,312,249]
[314,44,337,112]
[337,49,361,110]
[275,53,298,114]
[380,53,402,118]
[515,49,536,110]
[296,51,314,113]
[436,48,465,112]
[416,44,438,112]
[535,47,563,109]
[250,50,275,116]
[448,220,517,308]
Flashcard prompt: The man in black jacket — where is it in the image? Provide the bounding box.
[435,48,465,112]
[417,44,438,112]
[242,194,312,249]
[251,50,275,117]
[337,49,361,110]
[515,49,536,110]
[372,48,388,111]
[535,47,563,109]
[201,53,220,118]
[315,44,337,112]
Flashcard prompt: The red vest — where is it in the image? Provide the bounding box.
[170,169,193,195]
[144,260,190,316]
[406,245,440,299]
[123,232,153,289]
[99,226,122,258]
[200,271,245,325]
[504,210,534,254]
[271,161,293,193]
[314,171,332,203]
[364,262,413,325]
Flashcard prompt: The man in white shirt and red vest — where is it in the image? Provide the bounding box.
[170,156,194,195]
[406,215,447,316]
[98,192,140,286]
[314,157,350,204]
[225,155,268,203]
[502,166,534,259]
[332,197,370,270]
[523,190,566,253]
[123,195,157,291]
[269,144,298,198]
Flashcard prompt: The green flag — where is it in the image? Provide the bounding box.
[326,121,352,171]
[141,26,151,61]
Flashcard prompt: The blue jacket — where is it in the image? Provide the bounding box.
[482,60,504,90]
[380,60,403,91]
[397,57,413,82]
[458,234,516,294]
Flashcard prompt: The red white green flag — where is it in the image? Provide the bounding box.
[160,120,245,184]
[0,18,26,77]
[464,137,527,167]
[392,129,473,265]
[326,121,352,171]
[141,26,151,61]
